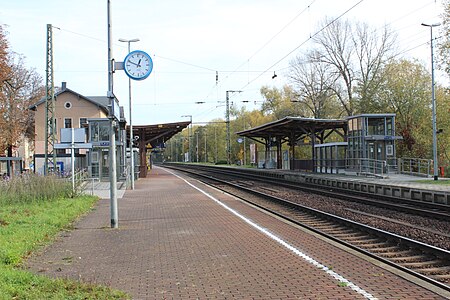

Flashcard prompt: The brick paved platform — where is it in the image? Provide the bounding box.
[27,167,449,299]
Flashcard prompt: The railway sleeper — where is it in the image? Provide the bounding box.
[433,274,450,280]
[409,265,450,273]
[377,250,418,258]
[367,246,401,253]
[402,259,450,270]
[390,255,425,265]
[349,238,382,245]
[320,228,351,234]
[301,220,333,226]
[357,242,392,249]
[314,222,344,228]
[415,269,450,277]
[339,234,372,241]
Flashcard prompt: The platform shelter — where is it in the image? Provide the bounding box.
[345,114,402,174]
[236,117,347,171]
[130,121,190,177]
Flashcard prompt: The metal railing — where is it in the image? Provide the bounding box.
[398,158,432,177]
[346,158,388,177]
[314,158,346,174]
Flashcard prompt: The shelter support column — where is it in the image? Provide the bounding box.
[311,126,317,172]
[276,137,282,169]
[289,134,295,170]
[139,128,147,178]
[264,138,270,168]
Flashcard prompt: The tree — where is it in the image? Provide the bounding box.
[435,85,450,174]
[288,52,342,118]
[437,0,449,75]
[310,18,397,116]
[0,25,9,84]
[376,59,431,156]
[0,53,44,156]
[260,85,306,119]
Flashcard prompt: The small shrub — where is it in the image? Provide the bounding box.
[215,160,228,165]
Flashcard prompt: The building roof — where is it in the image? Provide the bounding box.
[29,84,111,115]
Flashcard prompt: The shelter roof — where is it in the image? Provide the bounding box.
[131,121,190,147]
[236,116,347,139]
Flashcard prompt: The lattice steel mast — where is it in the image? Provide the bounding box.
[44,24,56,174]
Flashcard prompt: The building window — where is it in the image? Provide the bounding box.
[367,118,385,135]
[80,118,87,128]
[64,101,72,109]
[64,118,72,128]
[90,120,110,142]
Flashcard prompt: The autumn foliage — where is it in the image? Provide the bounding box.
[0,25,44,156]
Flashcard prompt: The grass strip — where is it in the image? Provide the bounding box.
[0,195,129,299]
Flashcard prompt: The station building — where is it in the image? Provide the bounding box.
[30,82,128,180]
[30,82,188,181]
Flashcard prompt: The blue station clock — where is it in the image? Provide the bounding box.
[123,50,153,80]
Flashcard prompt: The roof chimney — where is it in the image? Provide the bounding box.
[61,82,67,90]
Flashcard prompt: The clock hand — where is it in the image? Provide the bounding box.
[137,59,141,68]
[128,60,139,67]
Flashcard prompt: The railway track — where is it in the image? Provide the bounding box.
[163,164,450,293]
[165,163,450,220]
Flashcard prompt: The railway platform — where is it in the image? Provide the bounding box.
[241,166,450,205]
[27,166,449,299]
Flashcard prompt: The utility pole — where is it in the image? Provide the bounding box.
[204,129,207,163]
[181,115,192,162]
[226,90,241,164]
[196,131,199,162]
[107,0,118,228]
[422,22,441,181]
[44,24,56,175]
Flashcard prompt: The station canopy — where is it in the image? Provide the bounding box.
[129,121,190,148]
[236,116,347,145]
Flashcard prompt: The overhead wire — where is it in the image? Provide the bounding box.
[52,0,443,117]
[240,0,365,91]
[224,0,316,81]
[201,0,316,102]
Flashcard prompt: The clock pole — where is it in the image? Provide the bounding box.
[119,38,140,190]
[107,0,118,228]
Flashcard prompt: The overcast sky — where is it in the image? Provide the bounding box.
[0,0,446,126]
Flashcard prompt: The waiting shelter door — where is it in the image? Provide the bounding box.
[101,149,109,180]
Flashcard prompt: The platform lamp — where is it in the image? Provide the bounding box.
[119,38,139,189]
[421,22,441,180]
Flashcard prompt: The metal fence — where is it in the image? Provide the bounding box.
[398,158,432,177]
[346,158,388,177]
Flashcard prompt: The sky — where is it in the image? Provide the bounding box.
[0,0,446,126]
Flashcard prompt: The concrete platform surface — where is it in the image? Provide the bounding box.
[27,166,448,299]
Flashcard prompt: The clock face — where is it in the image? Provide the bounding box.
[123,50,153,80]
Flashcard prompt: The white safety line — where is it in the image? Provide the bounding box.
[168,169,378,300]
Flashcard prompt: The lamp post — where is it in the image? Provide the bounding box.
[119,38,139,189]
[181,115,192,162]
[422,22,441,180]
[225,90,242,164]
